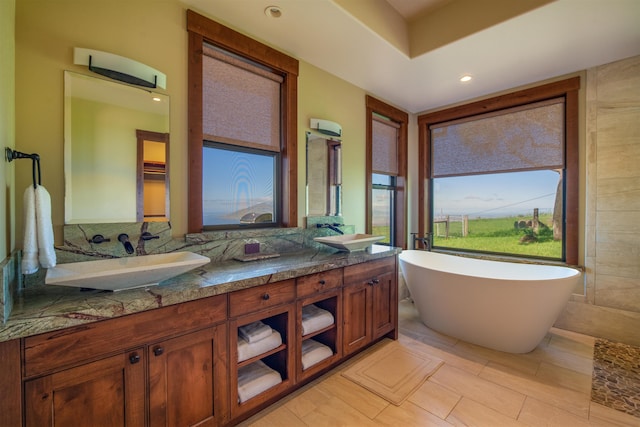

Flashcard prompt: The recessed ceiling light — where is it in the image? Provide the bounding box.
[460,75,473,83]
[265,6,282,18]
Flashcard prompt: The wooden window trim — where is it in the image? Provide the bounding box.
[366,95,408,249]
[186,10,298,232]
[417,77,580,264]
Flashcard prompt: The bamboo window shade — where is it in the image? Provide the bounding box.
[202,43,283,152]
[372,113,401,176]
[430,98,565,178]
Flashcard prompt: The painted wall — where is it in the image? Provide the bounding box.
[15,0,372,242]
[0,0,16,261]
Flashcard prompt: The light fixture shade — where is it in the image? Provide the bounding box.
[310,118,342,137]
[74,48,167,89]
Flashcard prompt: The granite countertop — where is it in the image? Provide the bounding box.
[0,245,399,343]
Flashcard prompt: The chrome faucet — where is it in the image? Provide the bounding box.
[411,232,433,250]
[118,233,135,254]
[316,223,344,235]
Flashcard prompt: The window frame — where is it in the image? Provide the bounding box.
[366,95,408,249]
[187,10,298,233]
[417,77,580,265]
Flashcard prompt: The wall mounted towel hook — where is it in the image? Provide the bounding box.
[6,148,42,188]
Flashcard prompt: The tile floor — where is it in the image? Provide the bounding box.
[239,299,640,426]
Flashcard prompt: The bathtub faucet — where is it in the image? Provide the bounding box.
[411,232,433,250]
[316,223,344,235]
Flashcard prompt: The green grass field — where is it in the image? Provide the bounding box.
[376,213,563,259]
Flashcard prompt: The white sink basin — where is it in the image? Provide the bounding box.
[45,251,210,291]
[314,234,385,252]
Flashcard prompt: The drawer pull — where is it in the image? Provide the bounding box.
[368,278,380,286]
[129,353,141,364]
[262,293,270,301]
[153,346,164,356]
[319,280,326,285]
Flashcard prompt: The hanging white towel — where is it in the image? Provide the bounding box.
[21,185,56,274]
[35,185,56,269]
[21,186,38,275]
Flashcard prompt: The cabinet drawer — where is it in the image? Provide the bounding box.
[229,279,296,318]
[23,294,227,378]
[344,256,396,284]
[296,268,343,299]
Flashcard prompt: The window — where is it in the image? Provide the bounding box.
[366,96,408,248]
[418,78,580,264]
[187,10,298,232]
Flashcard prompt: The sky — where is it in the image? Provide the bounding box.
[433,170,561,218]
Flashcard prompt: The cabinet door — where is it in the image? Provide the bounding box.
[342,281,372,356]
[24,349,145,427]
[149,325,228,427]
[371,269,397,340]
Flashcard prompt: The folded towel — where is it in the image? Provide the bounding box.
[301,339,333,370]
[302,304,335,336]
[237,360,282,403]
[35,185,56,269]
[22,186,38,274]
[239,320,273,343]
[237,330,282,362]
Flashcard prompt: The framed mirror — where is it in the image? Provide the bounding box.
[64,71,170,224]
[306,131,342,216]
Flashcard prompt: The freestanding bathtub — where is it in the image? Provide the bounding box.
[398,250,581,353]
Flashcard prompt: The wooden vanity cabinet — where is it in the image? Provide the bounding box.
[296,269,343,382]
[24,349,146,427]
[228,280,296,421]
[22,294,229,427]
[342,256,397,356]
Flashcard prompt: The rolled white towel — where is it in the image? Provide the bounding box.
[301,339,333,370]
[239,320,273,343]
[237,360,282,403]
[237,330,282,362]
[35,185,56,269]
[22,186,38,274]
[302,304,334,336]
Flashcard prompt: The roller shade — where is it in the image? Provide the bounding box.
[372,114,400,176]
[202,43,283,152]
[430,98,565,178]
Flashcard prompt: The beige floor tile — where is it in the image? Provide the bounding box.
[242,405,307,427]
[299,395,382,427]
[547,327,596,354]
[283,386,333,420]
[528,339,594,376]
[399,334,487,376]
[589,402,640,427]
[431,364,526,419]
[317,373,390,419]
[479,363,591,418]
[518,396,593,427]
[453,340,541,376]
[535,360,593,394]
[446,397,526,427]
[408,378,461,419]
[374,401,454,427]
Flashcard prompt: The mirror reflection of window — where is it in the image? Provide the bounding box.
[136,130,169,222]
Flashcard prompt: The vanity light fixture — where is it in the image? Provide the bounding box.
[264,5,282,18]
[310,118,342,137]
[460,74,473,83]
[73,47,167,89]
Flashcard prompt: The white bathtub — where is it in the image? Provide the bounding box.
[398,250,581,353]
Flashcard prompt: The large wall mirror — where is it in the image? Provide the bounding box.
[306,131,342,216]
[64,71,170,224]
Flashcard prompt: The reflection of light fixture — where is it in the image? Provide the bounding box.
[310,118,342,137]
[73,47,167,89]
[152,97,162,102]
[264,5,282,18]
[460,74,473,82]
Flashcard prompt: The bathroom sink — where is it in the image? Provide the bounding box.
[45,251,210,291]
[314,234,385,252]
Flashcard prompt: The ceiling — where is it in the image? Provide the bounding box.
[181,0,640,114]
